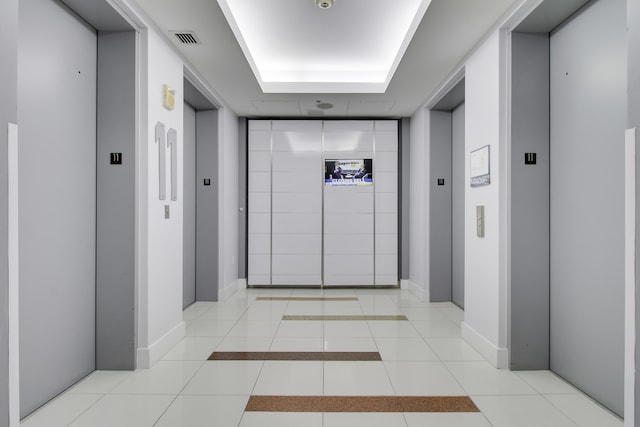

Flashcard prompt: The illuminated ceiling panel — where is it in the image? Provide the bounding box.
[217,0,431,93]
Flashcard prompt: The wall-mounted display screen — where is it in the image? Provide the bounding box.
[325,159,373,186]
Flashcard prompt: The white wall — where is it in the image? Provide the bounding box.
[408,108,429,301]
[460,30,508,367]
[219,107,240,300]
[137,28,185,368]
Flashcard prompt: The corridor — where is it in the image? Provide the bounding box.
[20,288,621,427]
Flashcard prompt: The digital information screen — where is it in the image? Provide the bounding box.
[324,159,373,187]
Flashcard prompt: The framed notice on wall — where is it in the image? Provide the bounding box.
[470,145,490,187]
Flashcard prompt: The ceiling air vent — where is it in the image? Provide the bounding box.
[171,31,200,45]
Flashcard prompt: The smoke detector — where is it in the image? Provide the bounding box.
[315,0,335,9]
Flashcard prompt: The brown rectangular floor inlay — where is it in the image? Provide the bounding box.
[256,297,359,301]
[208,352,382,361]
[282,315,408,321]
[245,396,479,413]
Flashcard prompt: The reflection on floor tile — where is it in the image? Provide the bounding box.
[253,361,324,395]
[239,412,323,427]
[324,361,394,395]
[445,361,537,395]
[426,338,485,361]
[324,412,407,427]
[384,361,466,396]
[67,371,132,394]
[545,394,623,427]
[472,395,577,427]
[21,394,102,427]
[375,337,439,361]
[404,413,492,427]
[515,371,579,394]
[110,361,203,395]
[68,394,174,427]
[154,395,248,427]
[161,337,222,361]
[181,361,263,395]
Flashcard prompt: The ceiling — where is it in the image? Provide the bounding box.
[133,0,519,117]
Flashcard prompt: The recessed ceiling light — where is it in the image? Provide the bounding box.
[315,0,334,9]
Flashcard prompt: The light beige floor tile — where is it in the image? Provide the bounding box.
[67,371,132,394]
[404,413,492,427]
[276,320,323,338]
[68,394,174,427]
[323,336,378,352]
[411,320,461,338]
[323,321,372,338]
[445,361,537,395]
[185,319,237,337]
[110,361,203,394]
[215,336,274,352]
[324,361,394,395]
[21,394,102,427]
[426,338,485,361]
[375,337,439,361]
[161,337,222,361]
[239,412,323,427]
[227,320,281,337]
[515,371,580,394]
[270,336,325,352]
[384,361,466,396]
[153,395,248,427]
[182,302,215,320]
[324,412,407,427]
[181,360,263,395]
[368,321,420,338]
[472,395,577,427]
[545,394,623,427]
[401,308,449,321]
[253,361,323,395]
[322,302,364,315]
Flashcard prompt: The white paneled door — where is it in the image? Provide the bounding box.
[248,120,398,287]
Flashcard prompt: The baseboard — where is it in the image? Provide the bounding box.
[461,321,509,369]
[409,280,428,302]
[136,321,185,369]
[238,278,247,289]
[400,279,409,290]
[218,280,239,301]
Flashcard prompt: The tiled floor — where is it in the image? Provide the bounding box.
[21,288,623,427]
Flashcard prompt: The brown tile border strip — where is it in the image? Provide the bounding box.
[245,396,479,413]
[282,315,408,321]
[208,352,382,361]
[256,297,359,301]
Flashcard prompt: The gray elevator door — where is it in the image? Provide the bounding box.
[550,0,625,416]
[18,0,97,417]
[183,102,197,308]
[451,102,465,309]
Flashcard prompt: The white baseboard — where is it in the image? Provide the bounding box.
[218,280,239,301]
[238,278,247,289]
[400,279,409,290]
[461,321,509,369]
[136,321,185,369]
[409,280,428,302]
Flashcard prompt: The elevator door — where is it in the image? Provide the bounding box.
[19,0,97,417]
[550,0,625,416]
[451,102,465,309]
